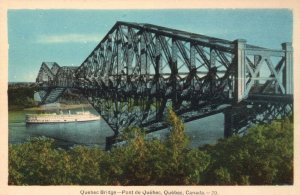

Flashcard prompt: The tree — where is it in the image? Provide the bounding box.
[202,118,293,185]
[9,137,72,185]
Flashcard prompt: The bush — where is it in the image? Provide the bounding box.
[9,137,70,185]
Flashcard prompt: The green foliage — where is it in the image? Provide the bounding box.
[8,111,293,185]
[162,108,210,185]
[166,108,189,152]
[202,118,293,185]
[9,137,71,185]
[68,146,105,185]
[9,137,106,185]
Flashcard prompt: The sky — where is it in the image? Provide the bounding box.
[8,9,292,82]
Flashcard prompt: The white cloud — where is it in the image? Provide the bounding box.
[37,33,102,44]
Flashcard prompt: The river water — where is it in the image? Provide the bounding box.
[9,107,224,149]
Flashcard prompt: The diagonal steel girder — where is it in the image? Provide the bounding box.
[225,94,293,136]
[72,22,237,135]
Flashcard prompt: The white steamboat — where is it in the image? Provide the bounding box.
[25,111,101,124]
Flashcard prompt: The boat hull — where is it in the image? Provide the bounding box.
[25,112,101,124]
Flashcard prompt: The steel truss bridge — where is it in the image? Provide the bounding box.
[35,21,293,148]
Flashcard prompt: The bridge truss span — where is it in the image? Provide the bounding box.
[36,21,293,143]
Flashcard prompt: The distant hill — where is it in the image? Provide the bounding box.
[8,82,36,89]
[8,82,37,110]
[8,82,89,110]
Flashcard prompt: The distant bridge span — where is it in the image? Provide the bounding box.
[35,21,293,147]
